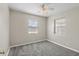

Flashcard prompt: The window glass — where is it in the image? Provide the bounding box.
[54,18,66,35]
[28,19,38,34]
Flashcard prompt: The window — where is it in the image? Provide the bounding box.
[28,19,38,34]
[54,17,66,35]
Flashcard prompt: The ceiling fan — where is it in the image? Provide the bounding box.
[40,3,54,14]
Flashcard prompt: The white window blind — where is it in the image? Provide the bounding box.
[28,19,38,34]
[54,17,66,35]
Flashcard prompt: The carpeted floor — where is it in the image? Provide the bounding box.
[8,40,79,56]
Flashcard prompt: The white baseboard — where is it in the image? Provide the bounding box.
[10,39,46,48]
[47,39,79,53]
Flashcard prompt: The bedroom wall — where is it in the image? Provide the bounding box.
[10,10,47,47]
[0,4,9,55]
[47,7,79,52]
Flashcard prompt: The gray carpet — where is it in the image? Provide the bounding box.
[9,41,79,56]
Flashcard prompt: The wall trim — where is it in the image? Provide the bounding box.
[47,39,79,53]
[10,39,46,48]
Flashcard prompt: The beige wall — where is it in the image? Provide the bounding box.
[0,4,9,55]
[10,10,47,47]
[47,7,79,52]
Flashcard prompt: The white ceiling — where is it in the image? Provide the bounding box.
[8,3,79,17]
